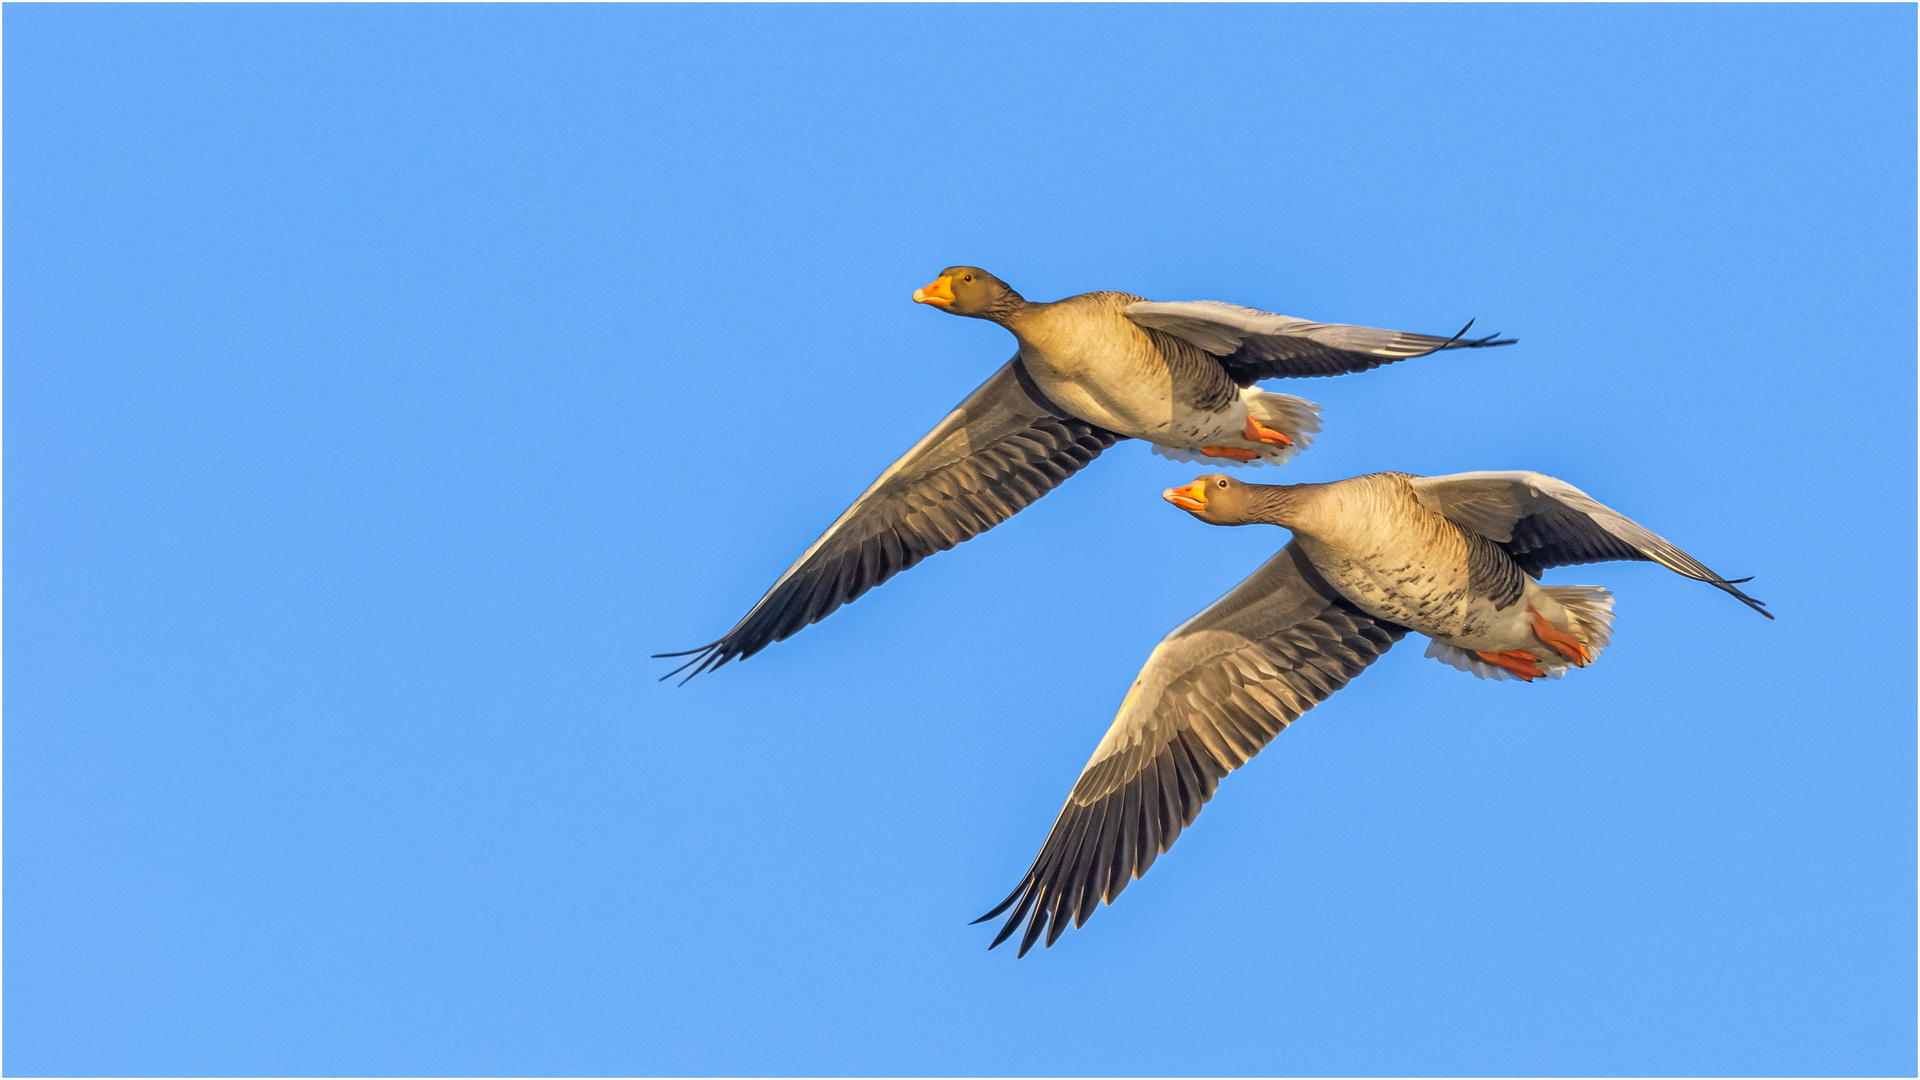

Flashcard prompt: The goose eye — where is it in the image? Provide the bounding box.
[1216,479,1228,488]
[963,274,973,283]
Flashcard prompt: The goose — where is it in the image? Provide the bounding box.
[659,268,1514,680]
[979,470,1768,956]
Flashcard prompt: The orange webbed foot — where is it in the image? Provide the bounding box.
[1199,445,1260,462]
[1475,649,1545,681]
[1242,416,1293,447]
[1528,606,1591,666]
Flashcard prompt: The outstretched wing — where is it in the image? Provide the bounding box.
[1125,299,1514,385]
[977,543,1406,956]
[1407,470,1772,617]
[660,359,1124,680]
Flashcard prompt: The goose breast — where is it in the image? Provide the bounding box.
[1289,476,1498,639]
[1012,292,1195,437]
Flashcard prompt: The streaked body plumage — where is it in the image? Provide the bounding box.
[1286,473,1594,669]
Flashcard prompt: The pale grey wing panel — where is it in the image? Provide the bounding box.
[1125,299,1514,384]
[1408,471,1772,617]
[976,543,1406,956]
[660,360,1125,679]
[1404,472,1549,542]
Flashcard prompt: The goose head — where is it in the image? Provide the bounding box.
[1164,475,1297,527]
[913,266,1025,321]
[1164,474,1245,524]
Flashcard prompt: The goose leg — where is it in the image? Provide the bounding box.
[1474,649,1545,681]
[1528,607,1591,666]
[1197,445,1260,462]
[1242,416,1293,447]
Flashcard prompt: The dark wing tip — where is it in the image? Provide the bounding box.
[651,641,719,659]
[1427,318,1517,353]
[652,641,733,684]
[1703,574,1772,619]
[976,877,1046,953]
[971,885,1023,925]
[1734,587,1773,619]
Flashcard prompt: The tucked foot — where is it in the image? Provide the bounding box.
[1475,649,1545,681]
[1198,445,1260,462]
[1242,416,1293,447]
[1528,606,1591,666]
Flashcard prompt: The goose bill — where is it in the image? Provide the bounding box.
[1163,481,1207,511]
[912,275,955,307]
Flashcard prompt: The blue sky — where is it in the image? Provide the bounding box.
[6,4,1913,1076]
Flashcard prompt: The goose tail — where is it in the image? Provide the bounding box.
[1242,389,1321,459]
[1539,585,1616,662]
[1422,586,1615,682]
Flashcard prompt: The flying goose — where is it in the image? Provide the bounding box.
[659,268,1514,679]
[979,470,1768,955]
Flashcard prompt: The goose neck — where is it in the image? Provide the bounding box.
[1246,484,1307,529]
[987,294,1034,328]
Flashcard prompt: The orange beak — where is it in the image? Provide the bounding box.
[912,275,955,307]
[1163,481,1208,512]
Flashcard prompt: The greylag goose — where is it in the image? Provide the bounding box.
[659,268,1513,680]
[980,470,1767,955]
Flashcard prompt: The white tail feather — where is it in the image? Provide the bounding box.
[1149,391,1322,467]
[1541,585,1616,659]
[1245,390,1322,446]
[1424,586,1616,682]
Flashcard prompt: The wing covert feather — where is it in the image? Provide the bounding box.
[1408,471,1771,617]
[1125,299,1515,384]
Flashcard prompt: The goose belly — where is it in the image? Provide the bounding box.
[1296,534,1496,640]
[1018,340,1174,437]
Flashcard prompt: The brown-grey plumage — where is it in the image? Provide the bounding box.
[1464,528,1530,610]
[975,543,1406,956]
[656,359,1119,680]
[1165,470,1768,688]
[918,267,1510,456]
[1404,471,1772,615]
[1125,300,1516,385]
[1032,290,1244,414]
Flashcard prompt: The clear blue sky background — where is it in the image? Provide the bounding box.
[6,4,1914,1076]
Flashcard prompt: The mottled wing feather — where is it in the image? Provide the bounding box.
[977,543,1407,955]
[1407,471,1772,617]
[1124,299,1515,385]
[661,360,1124,679]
